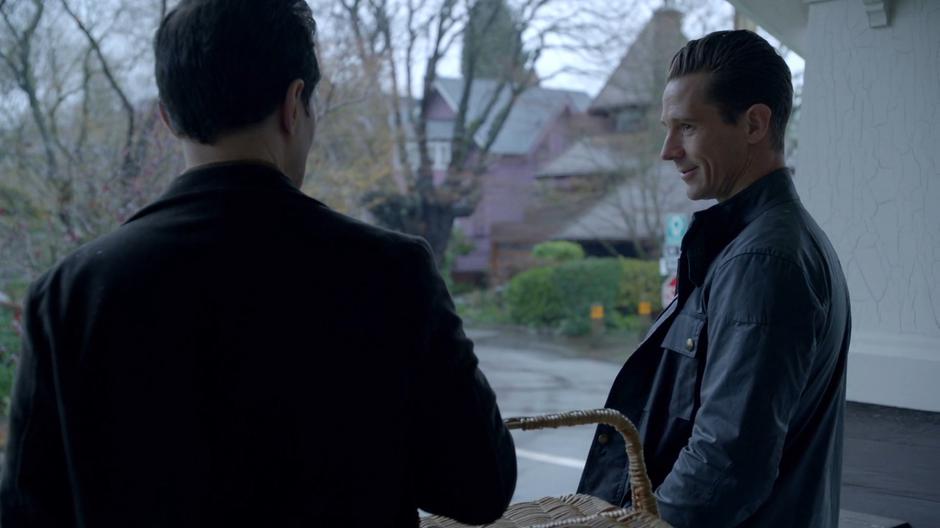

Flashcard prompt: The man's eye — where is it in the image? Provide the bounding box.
[680,123,694,132]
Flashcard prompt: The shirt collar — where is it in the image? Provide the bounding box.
[680,167,799,287]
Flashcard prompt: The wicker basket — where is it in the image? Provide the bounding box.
[420,409,671,528]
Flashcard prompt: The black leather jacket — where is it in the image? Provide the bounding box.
[578,169,851,528]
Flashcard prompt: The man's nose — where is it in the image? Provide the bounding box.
[661,132,682,161]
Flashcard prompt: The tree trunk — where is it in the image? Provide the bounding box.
[420,197,456,268]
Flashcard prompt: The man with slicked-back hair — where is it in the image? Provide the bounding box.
[578,30,850,528]
[0,2,516,526]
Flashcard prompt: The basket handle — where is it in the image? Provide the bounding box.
[504,409,659,518]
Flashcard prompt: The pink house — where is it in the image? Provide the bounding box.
[401,77,591,282]
[403,8,692,284]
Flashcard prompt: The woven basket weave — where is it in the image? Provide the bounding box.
[420,409,671,528]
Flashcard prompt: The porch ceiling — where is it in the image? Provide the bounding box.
[725,0,809,56]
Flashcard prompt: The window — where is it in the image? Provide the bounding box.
[432,141,451,170]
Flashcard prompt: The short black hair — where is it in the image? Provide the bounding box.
[154,0,320,144]
[667,30,792,152]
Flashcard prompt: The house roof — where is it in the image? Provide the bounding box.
[589,8,687,113]
[550,161,710,241]
[536,133,651,178]
[431,77,591,155]
[490,190,603,244]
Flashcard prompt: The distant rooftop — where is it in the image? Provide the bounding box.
[536,134,650,179]
[550,160,707,241]
[426,77,591,155]
[589,8,688,113]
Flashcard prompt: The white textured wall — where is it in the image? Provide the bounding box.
[797,0,940,411]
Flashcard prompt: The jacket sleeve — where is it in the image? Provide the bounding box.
[0,280,75,526]
[406,239,517,524]
[655,252,823,527]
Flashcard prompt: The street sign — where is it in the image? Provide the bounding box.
[660,256,678,275]
[664,214,688,247]
[662,213,689,278]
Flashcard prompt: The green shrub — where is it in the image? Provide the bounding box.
[506,267,564,325]
[607,311,651,332]
[617,258,662,314]
[442,227,475,293]
[553,257,622,321]
[505,257,662,336]
[558,317,592,337]
[531,241,584,264]
[0,283,27,416]
[456,289,511,325]
[0,307,19,415]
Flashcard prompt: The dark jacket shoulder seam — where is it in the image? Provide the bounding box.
[714,249,803,275]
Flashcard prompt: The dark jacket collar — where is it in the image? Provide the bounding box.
[125,161,318,225]
[680,167,799,288]
[166,161,300,197]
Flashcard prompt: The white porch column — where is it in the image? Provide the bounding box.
[796,0,940,411]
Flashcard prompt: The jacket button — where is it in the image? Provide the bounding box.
[686,338,695,351]
[597,433,609,445]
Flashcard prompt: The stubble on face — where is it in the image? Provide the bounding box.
[660,73,750,202]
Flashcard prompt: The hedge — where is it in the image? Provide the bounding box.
[531,241,585,264]
[505,266,565,326]
[506,257,661,335]
[618,258,662,314]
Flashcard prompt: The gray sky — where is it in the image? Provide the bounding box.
[0,0,805,128]
[410,0,804,99]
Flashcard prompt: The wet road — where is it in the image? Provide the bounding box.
[469,329,626,503]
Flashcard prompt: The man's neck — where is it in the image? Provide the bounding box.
[181,124,285,175]
[720,151,787,203]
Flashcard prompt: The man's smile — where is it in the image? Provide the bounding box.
[679,166,699,180]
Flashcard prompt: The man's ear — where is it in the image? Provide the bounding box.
[158,102,178,136]
[744,103,773,145]
[279,79,306,136]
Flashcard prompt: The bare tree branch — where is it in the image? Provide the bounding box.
[60,0,137,180]
[1,0,58,186]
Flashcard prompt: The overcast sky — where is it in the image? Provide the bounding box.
[409,0,805,98]
[0,0,806,128]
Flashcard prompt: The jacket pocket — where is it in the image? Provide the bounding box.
[656,312,706,420]
[661,312,705,358]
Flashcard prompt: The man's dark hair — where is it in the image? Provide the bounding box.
[154,0,320,144]
[667,30,792,152]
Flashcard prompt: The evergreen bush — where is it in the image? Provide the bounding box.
[531,241,585,264]
[505,267,564,325]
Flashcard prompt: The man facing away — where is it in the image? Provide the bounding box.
[578,30,851,527]
[0,1,516,526]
